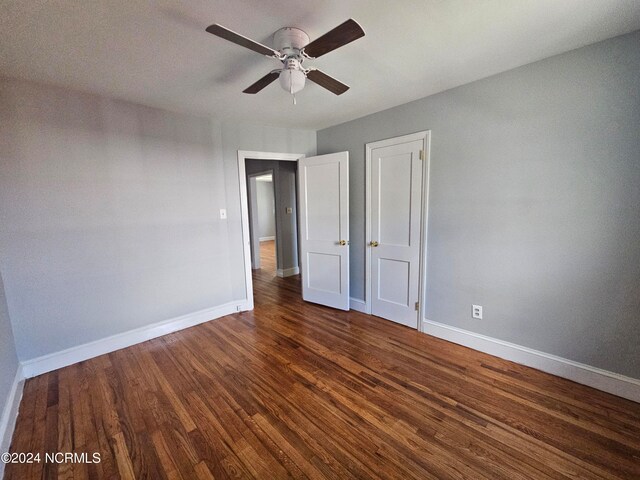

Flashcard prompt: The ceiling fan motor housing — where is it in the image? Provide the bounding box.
[273,27,309,56]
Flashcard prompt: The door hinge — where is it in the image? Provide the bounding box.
[419,150,425,160]
[415,301,419,311]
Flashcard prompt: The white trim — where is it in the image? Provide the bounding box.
[238,150,304,311]
[417,132,431,333]
[349,297,367,313]
[365,131,431,323]
[21,301,248,379]
[0,364,24,476]
[277,266,300,278]
[422,319,640,403]
[259,236,276,242]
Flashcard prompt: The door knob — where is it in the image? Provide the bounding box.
[370,241,379,247]
[339,240,348,246]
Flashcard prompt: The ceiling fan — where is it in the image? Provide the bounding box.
[205,19,365,102]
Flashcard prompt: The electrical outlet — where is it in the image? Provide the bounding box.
[286,207,293,214]
[472,305,483,320]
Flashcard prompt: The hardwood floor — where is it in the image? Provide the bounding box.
[258,240,276,273]
[6,248,640,479]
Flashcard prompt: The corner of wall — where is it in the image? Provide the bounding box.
[0,365,25,475]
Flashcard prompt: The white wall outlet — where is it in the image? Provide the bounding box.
[286,207,293,214]
[472,304,483,320]
[219,208,227,219]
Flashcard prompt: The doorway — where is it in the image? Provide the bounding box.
[238,151,303,310]
[247,171,276,273]
[365,131,431,329]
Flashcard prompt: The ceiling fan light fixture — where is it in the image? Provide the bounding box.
[279,68,306,94]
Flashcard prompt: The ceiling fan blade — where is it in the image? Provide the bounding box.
[302,19,365,58]
[243,71,280,94]
[206,24,280,57]
[306,69,349,95]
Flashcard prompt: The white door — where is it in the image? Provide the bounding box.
[369,136,425,328]
[298,152,350,310]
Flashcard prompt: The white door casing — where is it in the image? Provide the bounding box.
[298,152,350,310]
[367,132,430,328]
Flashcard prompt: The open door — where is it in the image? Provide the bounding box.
[298,152,349,310]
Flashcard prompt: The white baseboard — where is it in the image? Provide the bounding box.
[21,301,250,379]
[277,266,299,278]
[0,364,24,476]
[349,297,368,313]
[259,236,275,242]
[422,319,640,403]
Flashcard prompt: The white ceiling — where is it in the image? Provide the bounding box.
[2,0,639,130]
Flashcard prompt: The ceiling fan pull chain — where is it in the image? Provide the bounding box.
[290,77,296,105]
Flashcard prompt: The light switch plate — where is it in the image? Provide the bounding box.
[286,207,293,214]
[219,209,227,219]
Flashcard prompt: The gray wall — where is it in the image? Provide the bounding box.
[0,269,19,431]
[0,78,316,361]
[317,31,640,379]
[0,78,230,360]
[256,179,276,239]
[246,160,300,272]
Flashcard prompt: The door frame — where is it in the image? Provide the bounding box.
[365,131,431,330]
[238,150,304,310]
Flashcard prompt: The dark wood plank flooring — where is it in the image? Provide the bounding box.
[6,242,640,479]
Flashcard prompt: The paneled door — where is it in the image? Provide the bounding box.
[298,152,350,310]
[368,134,426,328]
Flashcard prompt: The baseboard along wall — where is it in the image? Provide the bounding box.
[422,318,640,403]
[0,365,25,477]
[277,266,300,278]
[348,297,639,403]
[21,301,250,379]
[349,297,368,313]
